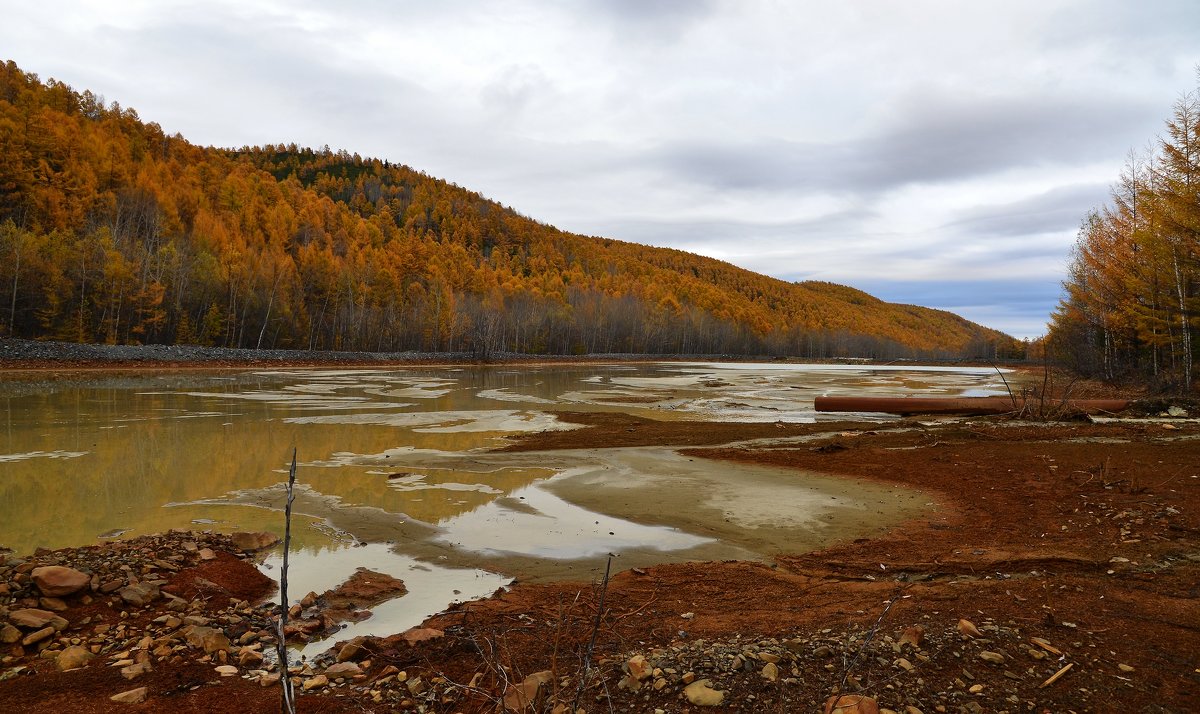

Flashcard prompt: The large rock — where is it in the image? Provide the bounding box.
[110,687,148,704]
[335,638,367,663]
[30,566,90,597]
[625,654,653,681]
[956,618,982,638]
[185,625,231,653]
[118,582,161,607]
[824,695,881,714]
[682,679,725,707]
[325,661,362,678]
[238,649,264,668]
[9,608,67,630]
[0,624,20,643]
[56,645,95,671]
[761,662,779,682]
[121,661,153,680]
[502,670,553,711]
[400,627,442,644]
[230,531,280,551]
[21,625,55,646]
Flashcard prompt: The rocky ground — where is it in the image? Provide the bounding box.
[0,337,751,369]
[2,390,1198,712]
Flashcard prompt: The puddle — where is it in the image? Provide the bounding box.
[0,449,89,463]
[434,475,713,559]
[257,542,509,656]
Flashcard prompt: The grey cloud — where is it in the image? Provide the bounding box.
[941,183,1110,239]
[583,0,717,39]
[652,93,1160,195]
[873,92,1157,186]
[585,211,876,253]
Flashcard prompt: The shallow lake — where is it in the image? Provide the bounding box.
[0,361,1013,650]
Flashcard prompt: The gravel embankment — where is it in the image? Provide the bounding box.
[0,338,753,368]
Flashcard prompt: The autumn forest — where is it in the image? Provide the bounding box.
[1,62,1021,360]
[1049,79,1200,390]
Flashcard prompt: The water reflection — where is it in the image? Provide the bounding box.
[0,362,1014,650]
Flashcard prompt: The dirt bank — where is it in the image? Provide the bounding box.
[2,411,1198,712]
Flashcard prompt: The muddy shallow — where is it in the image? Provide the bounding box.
[0,362,1013,648]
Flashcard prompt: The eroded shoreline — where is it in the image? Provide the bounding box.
[3,410,1198,712]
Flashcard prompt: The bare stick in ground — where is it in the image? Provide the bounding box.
[991,361,1018,410]
[572,553,614,713]
[275,449,298,714]
[838,594,901,693]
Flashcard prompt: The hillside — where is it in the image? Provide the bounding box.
[0,61,1018,359]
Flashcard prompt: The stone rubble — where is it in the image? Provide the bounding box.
[0,529,1153,712]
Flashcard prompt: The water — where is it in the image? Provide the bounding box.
[0,361,1012,650]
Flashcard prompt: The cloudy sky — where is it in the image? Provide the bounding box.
[4,1,1199,338]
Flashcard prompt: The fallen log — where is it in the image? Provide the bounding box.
[813,396,1130,416]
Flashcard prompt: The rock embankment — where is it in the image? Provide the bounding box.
[0,337,475,366]
[0,336,751,368]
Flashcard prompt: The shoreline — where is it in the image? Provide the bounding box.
[2,410,1197,712]
[0,336,1033,373]
[4,360,1195,710]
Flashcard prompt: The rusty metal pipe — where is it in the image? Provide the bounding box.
[813,396,1130,416]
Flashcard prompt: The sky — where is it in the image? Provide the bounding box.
[3,1,1199,339]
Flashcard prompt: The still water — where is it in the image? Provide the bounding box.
[0,362,1011,649]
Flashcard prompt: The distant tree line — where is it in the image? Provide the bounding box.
[0,61,1018,360]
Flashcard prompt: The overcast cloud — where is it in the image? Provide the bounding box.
[3,0,1198,338]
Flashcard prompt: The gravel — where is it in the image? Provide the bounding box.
[0,337,750,366]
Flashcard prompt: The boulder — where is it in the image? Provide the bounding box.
[21,625,55,646]
[957,618,982,638]
[9,608,66,630]
[824,695,880,714]
[335,638,367,662]
[238,649,264,668]
[1,624,22,643]
[682,679,725,706]
[56,645,95,671]
[110,687,148,704]
[118,582,161,607]
[31,566,90,597]
[121,661,153,680]
[898,625,924,648]
[39,597,68,612]
[230,531,280,551]
[400,627,443,644]
[502,670,553,711]
[185,625,231,653]
[625,654,653,681]
[761,662,779,681]
[302,674,328,691]
[325,661,362,678]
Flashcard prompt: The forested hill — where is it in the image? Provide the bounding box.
[1049,79,1199,389]
[0,62,1017,359]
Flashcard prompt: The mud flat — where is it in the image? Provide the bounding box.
[2,409,1198,713]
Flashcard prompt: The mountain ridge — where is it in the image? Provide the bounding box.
[0,61,1019,359]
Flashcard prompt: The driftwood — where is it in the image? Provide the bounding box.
[814,396,1130,416]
